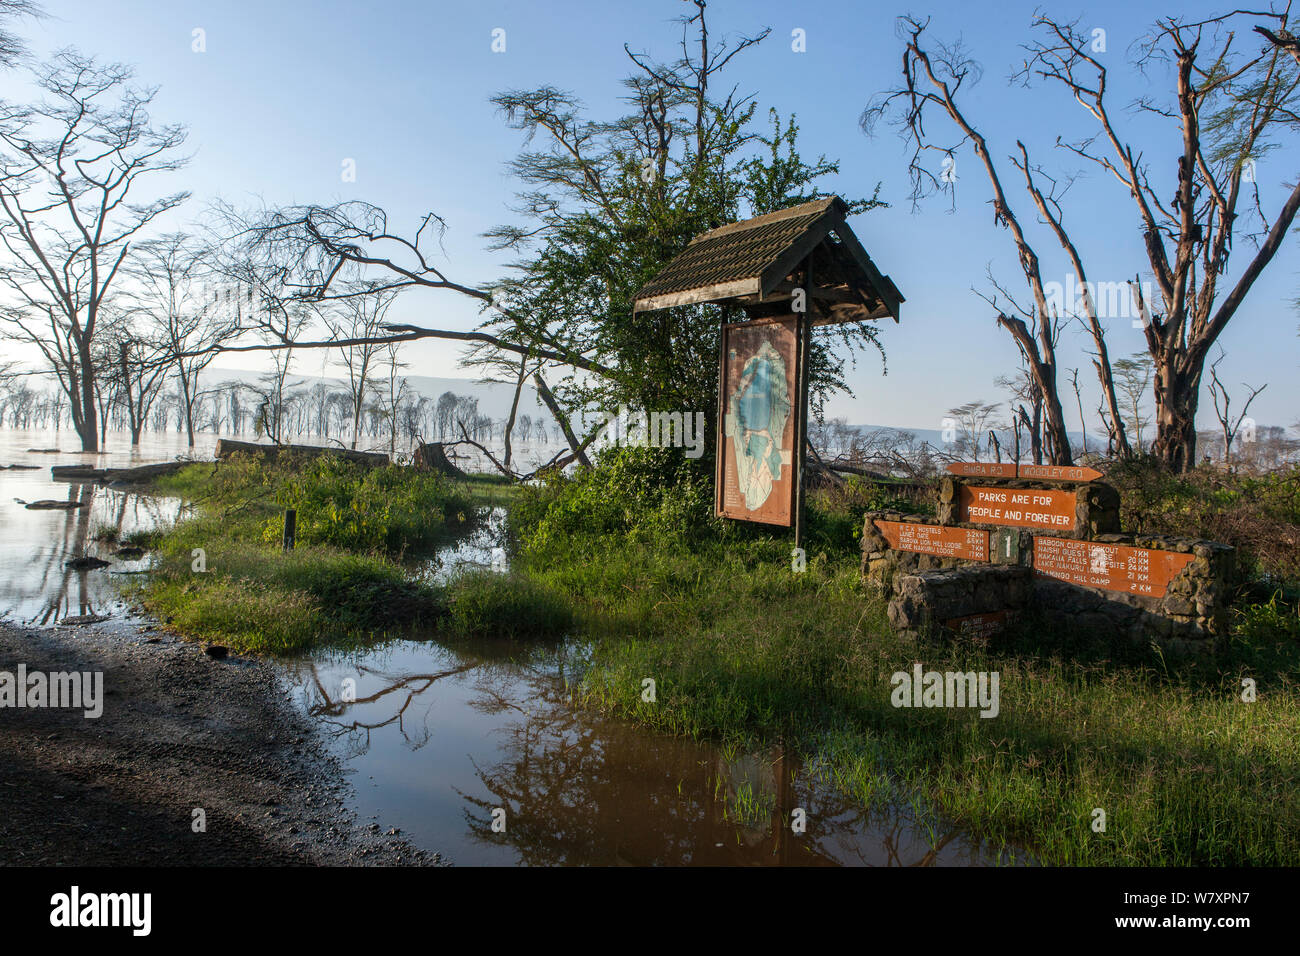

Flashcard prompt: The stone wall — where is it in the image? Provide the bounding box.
[861,507,1237,649]
[860,510,989,594]
[887,565,1033,640]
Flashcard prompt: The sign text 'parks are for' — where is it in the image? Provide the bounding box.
[958,486,1076,531]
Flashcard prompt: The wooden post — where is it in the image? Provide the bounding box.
[793,255,813,555]
[282,508,296,551]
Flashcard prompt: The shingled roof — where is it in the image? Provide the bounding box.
[632,196,903,324]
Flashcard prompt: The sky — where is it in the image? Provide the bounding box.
[2,0,1297,434]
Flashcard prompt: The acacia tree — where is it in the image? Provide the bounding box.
[129,234,239,447]
[208,1,886,474]
[866,11,1300,471]
[1112,353,1155,453]
[0,51,188,451]
[321,277,397,449]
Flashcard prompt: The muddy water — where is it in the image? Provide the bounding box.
[0,427,1017,866]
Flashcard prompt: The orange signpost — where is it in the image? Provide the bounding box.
[1033,537,1195,597]
[958,486,1077,531]
[946,461,1104,481]
[873,520,989,561]
[1018,464,1104,482]
[945,462,1017,478]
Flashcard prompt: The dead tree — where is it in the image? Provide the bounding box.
[1207,353,1267,467]
[866,10,1300,471]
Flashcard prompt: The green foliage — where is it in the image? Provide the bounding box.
[515,517,1300,865]
[511,445,719,557]
[129,454,481,654]
[1108,457,1300,581]
[446,571,573,641]
[486,13,889,448]
[268,455,472,552]
[157,453,475,555]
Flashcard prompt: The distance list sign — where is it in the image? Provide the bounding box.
[1033,537,1195,597]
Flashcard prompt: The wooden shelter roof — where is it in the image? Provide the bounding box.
[632,196,903,324]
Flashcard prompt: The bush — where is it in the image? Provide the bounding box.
[511,445,718,557]
[270,456,473,553]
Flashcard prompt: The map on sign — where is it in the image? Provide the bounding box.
[1033,537,1195,597]
[717,318,798,525]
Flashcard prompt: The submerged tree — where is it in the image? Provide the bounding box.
[0,51,188,451]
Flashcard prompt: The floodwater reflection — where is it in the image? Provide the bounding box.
[285,639,1018,867]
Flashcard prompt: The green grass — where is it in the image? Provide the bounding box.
[515,532,1300,866]
[128,445,1300,864]
[126,453,537,654]
[503,447,1300,866]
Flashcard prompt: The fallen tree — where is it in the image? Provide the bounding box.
[213,437,389,466]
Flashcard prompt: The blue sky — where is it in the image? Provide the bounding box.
[4,0,1297,433]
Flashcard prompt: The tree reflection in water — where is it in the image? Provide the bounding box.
[291,640,1018,866]
[16,482,175,626]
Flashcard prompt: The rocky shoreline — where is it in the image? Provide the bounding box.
[0,617,440,866]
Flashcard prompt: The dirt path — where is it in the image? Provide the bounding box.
[0,618,438,866]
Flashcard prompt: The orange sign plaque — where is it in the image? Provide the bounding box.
[874,520,989,561]
[1018,464,1104,482]
[959,486,1076,531]
[943,611,1011,639]
[946,462,1017,479]
[1033,537,1195,597]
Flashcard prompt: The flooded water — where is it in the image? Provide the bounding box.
[281,638,1012,865]
[0,429,210,626]
[0,426,1018,866]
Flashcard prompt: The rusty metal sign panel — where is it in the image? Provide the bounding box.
[873,520,990,561]
[716,317,799,526]
[943,611,1012,639]
[1018,464,1104,482]
[1033,537,1195,597]
[946,462,1017,478]
[959,485,1077,531]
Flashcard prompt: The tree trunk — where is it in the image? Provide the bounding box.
[78,361,98,453]
[1152,361,1201,471]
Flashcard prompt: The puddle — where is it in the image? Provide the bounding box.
[280,637,1018,866]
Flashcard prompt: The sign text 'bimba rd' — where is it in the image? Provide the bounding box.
[946,462,1103,482]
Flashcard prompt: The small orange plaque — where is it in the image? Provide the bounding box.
[874,520,989,561]
[959,486,1077,531]
[946,462,1018,478]
[1033,537,1195,597]
[943,611,1011,639]
[1018,464,1104,482]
